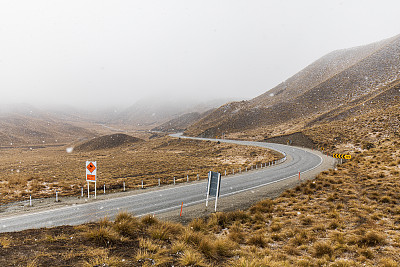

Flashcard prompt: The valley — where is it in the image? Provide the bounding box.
[0,33,399,266]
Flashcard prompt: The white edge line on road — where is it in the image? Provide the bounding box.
[137,151,323,217]
[0,135,324,225]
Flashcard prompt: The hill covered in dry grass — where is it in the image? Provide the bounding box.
[0,104,95,147]
[74,134,144,151]
[185,34,400,138]
[1,133,399,266]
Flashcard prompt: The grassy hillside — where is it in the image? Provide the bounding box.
[185,34,400,138]
[1,133,399,266]
[0,136,280,203]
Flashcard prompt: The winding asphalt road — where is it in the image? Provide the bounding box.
[0,134,326,233]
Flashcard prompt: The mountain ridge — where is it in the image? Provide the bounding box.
[185,34,400,138]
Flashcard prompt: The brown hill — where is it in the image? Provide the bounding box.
[151,109,215,132]
[0,105,95,146]
[185,34,400,137]
[114,97,233,129]
[74,133,143,151]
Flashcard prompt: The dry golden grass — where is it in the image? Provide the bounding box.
[0,136,280,203]
[1,102,400,265]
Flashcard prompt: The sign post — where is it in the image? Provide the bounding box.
[86,161,97,199]
[206,171,221,212]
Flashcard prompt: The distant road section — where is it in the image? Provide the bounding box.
[0,134,327,233]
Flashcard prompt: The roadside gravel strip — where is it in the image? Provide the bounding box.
[0,134,336,233]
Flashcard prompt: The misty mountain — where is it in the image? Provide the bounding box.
[185,34,400,137]
[151,109,215,132]
[0,104,96,146]
[113,96,236,128]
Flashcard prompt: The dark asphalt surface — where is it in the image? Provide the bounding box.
[0,134,323,233]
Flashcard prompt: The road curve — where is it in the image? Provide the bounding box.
[0,135,327,233]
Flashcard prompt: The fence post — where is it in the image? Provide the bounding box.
[141,180,144,189]
[81,187,83,197]
[197,174,199,181]
[56,191,58,202]
[29,195,32,207]
[174,177,176,185]
[103,184,106,194]
[158,178,161,186]
[123,181,126,191]
[187,175,189,182]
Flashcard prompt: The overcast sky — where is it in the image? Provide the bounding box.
[0,0,399,108]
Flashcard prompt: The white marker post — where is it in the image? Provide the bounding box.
[214,173,221,212]
[205,171,211,207]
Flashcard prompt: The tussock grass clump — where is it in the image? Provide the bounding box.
[182,229,205,247]
[228,222,245,243]
[178,249,207,267]
[113,219,138,238]
[141,214,159,226]
[312,241,334,258]
[379,257,398,267]
[301,215,314,225]
[149,221,183,241]
[82,254,123,267]
[357,231,387,247]
[247,232,268,248]
[249,199,274,214]
[214,237,238,258]
[189,218,207,232]
[84,226,122,246]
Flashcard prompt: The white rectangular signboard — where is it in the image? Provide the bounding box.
[86,161,97,182]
